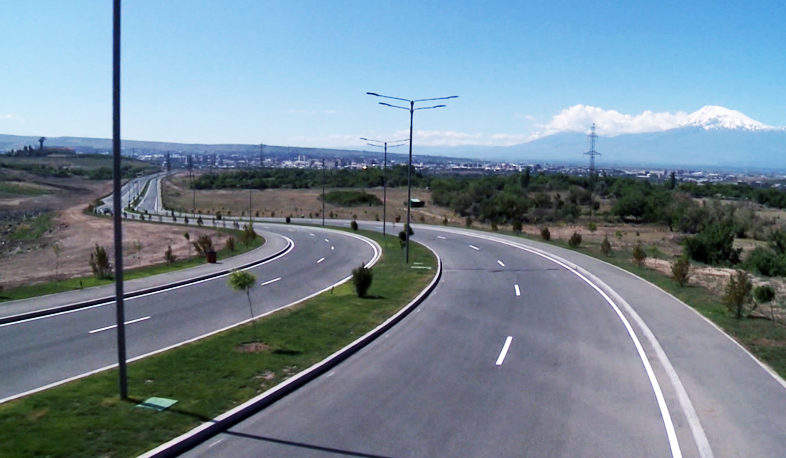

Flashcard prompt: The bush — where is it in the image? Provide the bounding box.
[632,242,647,267]
[754,284,776,304]
[742,247,786,277]
[285,216,291,224]
[588,221,597,233]
[398,230,408,249]
[540,226,551,241]
[88,244,112,279]
[419,215,425,223]
[465,217,472,228]
[350,220,359,231]
[192,235,214,257]
[568,231,582,248]
[226,236,236,252]
[321,190,382,207]
[351,263,373,297]
[683,221,741,266]
[442,216,449,226]
[404,223,414,236]
[672,257,690,287]
[724,269,753,319]
[241,224,258,246]
[197,216,203,226]
[601,236,612,256]
[164,245,177,266]
[512,220,522,234]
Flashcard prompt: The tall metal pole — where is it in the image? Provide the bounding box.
[322,158,326,226]
[383,143,387,239]
[405,102,414,263]
[112,0,128,400]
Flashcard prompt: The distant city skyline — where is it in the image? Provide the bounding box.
[1,1,784,149]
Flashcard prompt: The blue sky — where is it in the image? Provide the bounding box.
[1,0,785,148]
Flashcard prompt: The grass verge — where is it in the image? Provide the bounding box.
[9,212,56,240]
[0,226,264,303]
[0,229,436,457]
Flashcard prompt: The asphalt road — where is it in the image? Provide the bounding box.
[182,227,679,458]
[0,225,378,401]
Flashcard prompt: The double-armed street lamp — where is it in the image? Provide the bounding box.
[360,137,407,238]
[366,92,458,263]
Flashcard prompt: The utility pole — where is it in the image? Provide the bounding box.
[322,158,326,227]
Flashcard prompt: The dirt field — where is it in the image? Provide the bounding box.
[0,172,218,289]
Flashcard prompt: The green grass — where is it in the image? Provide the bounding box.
[0,230,437,458]
[0,227,264,303]
[0,181,51,197]
[9,212,56,240]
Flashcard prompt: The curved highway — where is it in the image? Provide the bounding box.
[0,225,378,402]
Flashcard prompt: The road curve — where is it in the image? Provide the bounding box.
[181,226,683,458]
[0,225,378,402]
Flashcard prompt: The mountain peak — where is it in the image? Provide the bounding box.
[683,105,772,131]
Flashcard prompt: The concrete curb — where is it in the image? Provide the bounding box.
[137,244,443,458]
[0,238,292,326]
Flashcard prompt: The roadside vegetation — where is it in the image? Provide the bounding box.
[0,230,437,458]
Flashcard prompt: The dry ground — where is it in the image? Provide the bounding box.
[0,172,219,289]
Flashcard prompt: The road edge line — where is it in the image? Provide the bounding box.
[136,241,442,458]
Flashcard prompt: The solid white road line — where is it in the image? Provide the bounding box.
[309,233,315,236]
[437,236,447,240]
[496,336,513,366]
[89,316,150,334]
[260,277,282,286]
[469,245,480,250]
[317,257,325,264]
[514,284,521,296]
[0,303,106,329]
[497,260,505,267]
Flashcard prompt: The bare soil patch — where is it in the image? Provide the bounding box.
[236,342,270,353]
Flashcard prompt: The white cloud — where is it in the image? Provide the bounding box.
[532,105,690,139]
[0,114,19,119]
[525,115,536,121]
[291,130,528,148]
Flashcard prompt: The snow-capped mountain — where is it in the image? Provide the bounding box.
[680,105,774,131]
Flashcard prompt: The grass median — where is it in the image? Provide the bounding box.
[0,226,264,303]
[0,229,437,458]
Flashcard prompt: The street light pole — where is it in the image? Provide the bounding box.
[361,137,407,239]
[322,158,326,227]
[366,92,458,263]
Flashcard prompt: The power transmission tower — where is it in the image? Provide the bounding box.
[583,123,601,219]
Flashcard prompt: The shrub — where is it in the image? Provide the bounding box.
[743,246,786,277]
[404,223,414,236]
[164,245,177,266]
[754,284,775,304]
[192,235,214,257]
[672,257,690,287]
[588,221,597,233]
[215,211,222,220]
[632,242,647,267]
[601,236,612,256]
[568,231,582,248]
[241,224,258,246]
[351,263,373,297]
[184,216,189,224]
[491,222,499,231]
[350,220,359,231]
[540,226,551,241]
[684,221,741,266]
[398,230,408,249]
[465,217,472,228]
[395,215,401,223]
[724,270,753,319]
[226,236,236,252]
[419,215,425,223]
[615,230,623,240]
[321,190,382,207]
[88,244,112,279]
[512,220,522,234]
[442,216,449,226]
[285,216,291,224]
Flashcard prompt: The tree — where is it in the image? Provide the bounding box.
[512,220,523,235]
[668,171,676,190]
[672,257,690,287]
[601,236,612,256]
[51,242,61,280]
[351,263,373,297]
[184,232,191,258]
[724,270,753,319]
[241,223,257,246]
[442,216,449,226]
[228,270,259,339]
[89,244,112,279]
[133,240,143,266]
[521,167,531,188]
[465,217,472,228]
[632,242,647,267]
[197,215,204,226]
[226,236,236,252]
[164,245,177,266]
[38,137,46,150]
